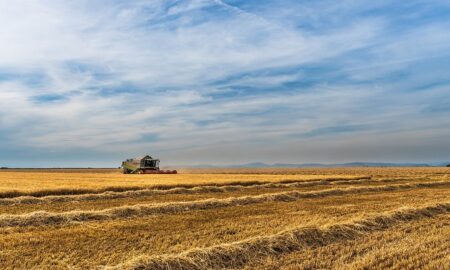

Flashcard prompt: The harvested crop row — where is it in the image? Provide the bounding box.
[0,176,371,199]
[0,181,447,228]
[0,176,384,206]
[253,214,450,270]
[107,202,450,270]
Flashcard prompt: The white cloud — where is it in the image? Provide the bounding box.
[0,0,449,166]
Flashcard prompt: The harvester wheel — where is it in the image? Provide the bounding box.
[123,168,131,174]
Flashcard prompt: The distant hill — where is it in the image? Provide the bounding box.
[186,161,450,168]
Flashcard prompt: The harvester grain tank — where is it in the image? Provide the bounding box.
[121,155,177,174]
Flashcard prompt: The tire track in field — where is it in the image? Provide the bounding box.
[106,202,450,270]
[0,181,447,228]
[0,176,371,199]
[0,177,375,206]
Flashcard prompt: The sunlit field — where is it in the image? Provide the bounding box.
[0,167,448,269]
[0,170,361,195]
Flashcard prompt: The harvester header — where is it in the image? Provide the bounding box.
[121,155,177,174]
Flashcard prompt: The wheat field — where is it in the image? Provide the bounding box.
[0,167,448,269]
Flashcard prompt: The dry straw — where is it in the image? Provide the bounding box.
[107,202,450,270]
[0,176,372,199]
[0,176,375,206]
[0,181,447,228]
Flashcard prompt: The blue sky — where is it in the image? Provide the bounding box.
[0,0,450,167]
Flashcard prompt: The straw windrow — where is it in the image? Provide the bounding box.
[107,202,450,270]
[0,176,372,200]
[0,181,447,228]
[0,176,379,206]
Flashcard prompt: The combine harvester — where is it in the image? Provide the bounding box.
[121,155,177,174]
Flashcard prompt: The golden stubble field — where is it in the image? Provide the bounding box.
[0,167,448,269]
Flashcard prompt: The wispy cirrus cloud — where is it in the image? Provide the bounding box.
[0,0,450,166]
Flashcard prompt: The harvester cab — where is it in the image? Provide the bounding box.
[121,155,177,174]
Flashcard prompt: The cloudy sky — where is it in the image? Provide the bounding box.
[1,0,450,167]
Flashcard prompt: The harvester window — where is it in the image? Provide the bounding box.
[144,159,156,167]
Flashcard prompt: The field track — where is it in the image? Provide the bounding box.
[0,167,448,269]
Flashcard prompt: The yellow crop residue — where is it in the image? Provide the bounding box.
[0,170,359,193]
[0,167,448,269]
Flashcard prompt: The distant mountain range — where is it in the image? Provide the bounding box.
[2,162,449,170]
[186,161,450,168]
